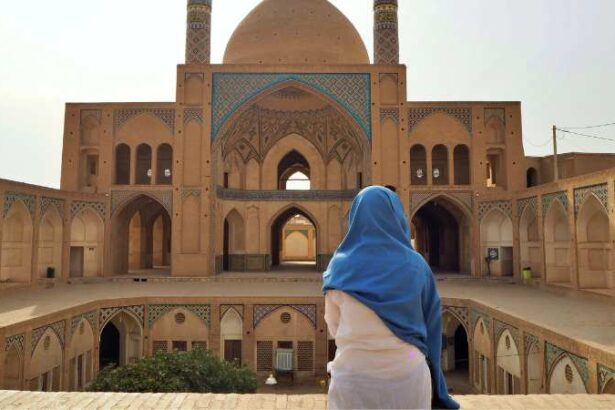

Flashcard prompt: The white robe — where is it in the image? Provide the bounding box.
[325,290,432,410]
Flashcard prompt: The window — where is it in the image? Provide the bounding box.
[115,144,131,185]
[410,145,427,185]
[172,341,188,352]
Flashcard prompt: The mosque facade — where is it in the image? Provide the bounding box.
[2,0,615,397]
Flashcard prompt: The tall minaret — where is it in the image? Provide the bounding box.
[374,0,399,64]
[185,0,212,64]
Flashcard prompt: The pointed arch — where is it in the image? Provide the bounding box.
[30,328,63,391]
[548,355,587,394]
[70,208,104,278]
[473,318,492,394]
[576,194,611,289]
[223,209,246,271]
[221,308,243,364]
[114,144,131,185]
[38,206,63,279]
[441,310,469,383]
[544,200,571,285]
[149,308,209,353]
[480,209,513,276]
[495,329,521,394]
[68,318,95,390]
[269,204,319,269]
[99,310,143,369]
[1,200,34,283]
[519,205,541,277]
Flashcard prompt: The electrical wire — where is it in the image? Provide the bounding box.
[557,128,615,143]
[523,136,552,148]
[560,122,615,130]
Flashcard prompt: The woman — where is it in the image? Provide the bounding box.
[323,186,459,410]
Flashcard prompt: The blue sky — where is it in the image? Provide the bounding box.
[0,0,614,188]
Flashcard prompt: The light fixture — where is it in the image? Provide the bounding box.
[265,374,278,386]
[416,168,424,179]
[164,169,172,177]
[433,168,441,179]
[147,169,153,178]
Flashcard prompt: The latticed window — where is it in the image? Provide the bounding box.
[297,341,314,372]
[152,340,168,354]
[192,341,207,351]
[257,341,273,372]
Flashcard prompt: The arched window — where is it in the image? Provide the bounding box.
[410,145,427,185]
[432,145,449,185]
[278,150,311,190]
[115,144,131,185]
[454,145,470,185]
[135,144,152,185]
[157,144,173,185]
[526,168,538,188]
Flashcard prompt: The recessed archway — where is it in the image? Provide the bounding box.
[270,206,318,271]
[223,209,246,272]
[496,330,521,394]
[99,311,143,370]
[442,311,470,394]
[1,201,34,284]
[411,196,471,274]
[70,209,104,278]
[544,200,571,285]
[3,345,23,390]
[576,195,611,289]
[519,205,542,277]
[38,207,63,280]
[480,209,513,277]
[112,195,172,276]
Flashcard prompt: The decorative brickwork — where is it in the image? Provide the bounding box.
[221,304,244,320]
[517,196,538,218]
[545,342,589,388]
[254,305,317,329]
[598,364,615,393]
[574,183,608,215]
[148,304,211,328]
[478,200,512,220]
[181,189,201,201]
[211,73,372,141]
[185,0,211,64]
[152,341,169,354]
[40,197,65,219]
[3,192,36,218]
[31,321,65,354]
[220,105,366,164]
[4,333,25,354]
[71,200,106,221]
[380,108,400,124]
[114,108,176,134]
[99,306,145,331]
[443,306,470,332]
[408,107,473,134]
[70,311,97,336]
[374,0,399,64]
[542,191,569,215]
[184,108,204,125]
[471,310,491,334]
[524,333,539,354]
[111,190,173,215]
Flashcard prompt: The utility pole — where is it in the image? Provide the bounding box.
[553,125,559,181]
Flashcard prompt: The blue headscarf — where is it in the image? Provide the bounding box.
[323,186,459,410]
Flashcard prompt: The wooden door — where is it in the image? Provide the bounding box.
[224,340,242,365]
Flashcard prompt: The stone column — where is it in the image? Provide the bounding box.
[185,0,212,64]
[374,0,399,64]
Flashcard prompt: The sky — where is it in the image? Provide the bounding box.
[0,0,614,188]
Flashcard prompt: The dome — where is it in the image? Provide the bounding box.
[223,0,370,65]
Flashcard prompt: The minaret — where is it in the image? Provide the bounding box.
[374,0,399,64]
[185,0,212,64]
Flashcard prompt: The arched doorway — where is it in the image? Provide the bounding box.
[115,144,131,185]
[271,207,317,270]
[38,207,63,279]
[99,312,143,369]
[544,200,571,285]
[411,197,471,274]
[70,209,104,278]
[410,144,427,185]
[113,195,172,275]
[220,308,243,365]
[278,150,311,190]
[496,330,521,394]
[442,312,470,394]
[480,209,513,277]
[519,205,541,277]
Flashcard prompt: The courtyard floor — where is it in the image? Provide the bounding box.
[1,275,615,357]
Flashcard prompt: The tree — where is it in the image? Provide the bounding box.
[88,349,257,393]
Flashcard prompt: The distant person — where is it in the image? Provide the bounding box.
[323,186,459,410]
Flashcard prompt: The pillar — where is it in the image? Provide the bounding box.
[374,0,399,64]
[185,0,212,64]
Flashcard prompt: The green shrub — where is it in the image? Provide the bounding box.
[88,349,257,393]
